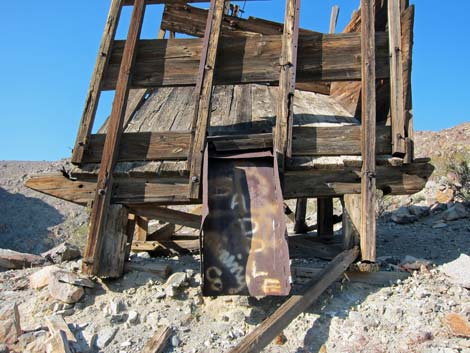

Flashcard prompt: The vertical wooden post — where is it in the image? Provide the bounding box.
[360,0,377,263]
[82,0,146,276]
[329,5,340,34]
[275,0,300,172]
[188,0,226,200]
[402,5,415,164]
[342,194,361,250]
[388,0,406,157]
[318,197,334,239]
[72,0,123,164]
[294,198,308,234]
[135,216,149,241]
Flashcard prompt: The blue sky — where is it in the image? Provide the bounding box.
[0,0,468,161]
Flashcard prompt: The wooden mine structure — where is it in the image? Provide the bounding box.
[28,0,432,304]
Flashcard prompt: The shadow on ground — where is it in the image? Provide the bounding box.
[0,187,64,254]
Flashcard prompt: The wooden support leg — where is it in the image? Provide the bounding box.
[96,204,129,278]
[125,213,137,260]
[293,198,308,233]
[342,195,361,250]
[360,0,377,263]
[318,197,334,239]
[82,0,146,276]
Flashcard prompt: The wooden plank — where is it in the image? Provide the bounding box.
[82,0,146,276]
[132,239,199,253]
[388,0,406,156]
[402,5,415,163]
[84,132,190,163]
[229,247,359,353]
[360,0,377,263]
[123,0,258,5]
[71,0,123,164]
[142,326,172,353]
[188,0,226,199]
[124,262,172,278]
[275,0,300,170]
[329,5,340,34]
[25,162,434,205]
[102,33,390,89]
[317,197,334,239]
[129,205,202,229]
[84,125,392,163]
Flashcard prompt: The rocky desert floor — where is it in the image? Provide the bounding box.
[0,123,469,353]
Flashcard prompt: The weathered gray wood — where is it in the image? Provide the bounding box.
[294,198,308,233]
[388,0,406,156]
[275,0,300,169]
[317,197,334,239]
[25,162,434,205]
[142,326,172,353]
[329,5,340,34]
[188,0,226,199]
[96,204,129,278]
[82,0,146,276]
[102,33,390,89]
[229,247,359,353]
[360,0,377,263]
[129,205,202,229]
[342,194,361,250]
[72,0,123,164]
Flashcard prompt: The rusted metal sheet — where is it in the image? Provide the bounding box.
[201,150,291,296]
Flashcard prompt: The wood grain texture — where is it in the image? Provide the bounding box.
[275,0,300,168]
[360,0,377,263]
[25,162,433,205]
[318,197,334,238]
[229,247,359,353]
[129,205,202,229]
[142,326,172,353]
[188,0,226,199]
[72,0,123,164]
[83,0,146,276]
[388,0,406,156]
[102,33,390,89]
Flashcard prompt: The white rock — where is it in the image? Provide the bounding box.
[109,298,126,315]
[29,265,61,290]
[96,327,119,349]
[127,311,140,325]
[165,272,188,289]
[441,254,470,289]
[48,273,84,304]
[41,242,81,264]
[171,335,181,347]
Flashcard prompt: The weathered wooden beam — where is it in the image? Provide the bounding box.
[402,5,415,163]
[161,3,329,94]
[82,0,146,276]
[83,125,392,163]
[317,197,334,239]
[229,247,359,353]
[128,205,202,229]
[134,216,149,241]
[123,0,256,5]
[360,0,377,263]
[84,132,190,163]
[102,33,390,89]
[188,0,226,199]
[26,162,433,205]
[275,0,300,169]
[329,5,340,34]
[142,326,172,353]
[388,0,406,156]
[72,0,123,164]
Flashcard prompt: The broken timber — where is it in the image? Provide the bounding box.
[229,247,359,353]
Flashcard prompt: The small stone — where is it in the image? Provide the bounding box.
[171,335,181,347]
[391,207,418,224]
[0,303,21,345]
[0,344,9,353]
[442,203,468,221]
[155,290,166,299]
[165,272,188,289]
[41,242,81,264]
[29,265,61,290]
[441,254,470,289]
[433,222,448,229]
[96,327,119,349]
[48,273,84,304]
[408,205,430,218]
[56,309,75,317]
[127,311,140,325]
[136,252,151,259]
[165,286,178,298]
[120,341,132,348]
[436,189,455,204]
[109,298,127,315]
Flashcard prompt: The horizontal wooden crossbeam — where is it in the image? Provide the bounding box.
[82,126,392,163]
[123,0,260,5]
[26,162,433,205]
[102,33,389,90]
